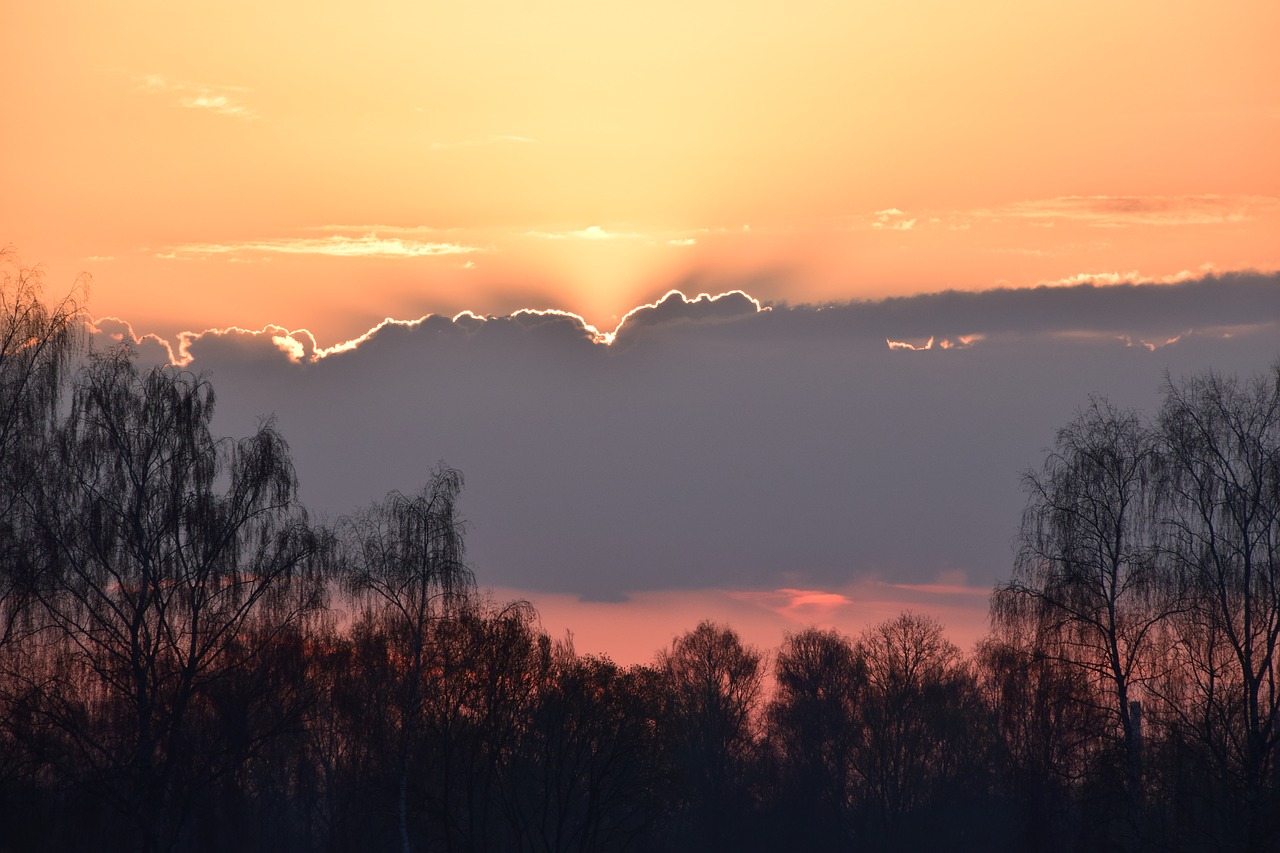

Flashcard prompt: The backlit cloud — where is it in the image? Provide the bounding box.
[86,272,1280,611]
[886,336,934,351]
[1035,265,1228,288]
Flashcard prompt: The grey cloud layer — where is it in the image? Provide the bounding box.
[101,273,1280,600]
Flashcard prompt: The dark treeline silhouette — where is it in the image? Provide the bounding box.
[2,260,1280,851]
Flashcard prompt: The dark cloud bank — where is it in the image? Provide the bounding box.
[105,272,1280,601]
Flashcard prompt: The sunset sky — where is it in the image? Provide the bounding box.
[5,1,1280,661]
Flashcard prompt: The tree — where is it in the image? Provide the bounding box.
[657,620,764,850]
[850,612,989,849]
[1158,367,1280,850]
[0,252,85,845]
[338,466,473,853]
[0,250,84,649]
[767,627,864,849]
[993,398,1169,841]
[505,643,662,853]
[977,633,1108,852]
[19,348,323,851]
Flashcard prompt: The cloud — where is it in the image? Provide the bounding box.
[849,196,1280,235]
[886,336,933,351]
[757,588,856,619]
[610,289,767,345]
[137,73,257,119]
[527,225,647,241]
[1034,265,1231,288]
[972,195,1280,228]
[870,208,917,231]
[158,232,481,261]
[109,271,1280,606]
[505,579,995,666]
[526,224,708,245]
[84,317,179,365]
[87,318,327,366]
[886,334,984,351]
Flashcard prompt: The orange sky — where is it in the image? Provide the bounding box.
[3,0,1278,345]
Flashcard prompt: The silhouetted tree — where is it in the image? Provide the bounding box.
[0,250,83,654]
[18,348,323,851]
[338,466,473,853]
[1157,367,1280,850]
[766,627,864,850]
[657,620,763,850]
[977,632,1108,851]
[851,612,991,850]
[0,252,85,850]
[505,642,664,852]
[994,399,1171,844]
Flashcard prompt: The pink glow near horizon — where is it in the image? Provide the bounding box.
[490,578,993,668]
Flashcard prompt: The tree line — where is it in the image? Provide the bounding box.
[2,258,1279,851]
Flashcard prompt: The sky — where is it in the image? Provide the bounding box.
[5,1,1280,662]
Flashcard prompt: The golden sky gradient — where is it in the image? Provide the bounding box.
[4,0,1279,343]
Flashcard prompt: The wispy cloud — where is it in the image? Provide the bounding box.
[1030,264,1261,288]
[886,336,934,351]
[973,195,1279,228]
[851,195,1279,235]
[871,208,917,230]
[527,224,646,241]
[137,73,257,119]
[526,224,706,245]
[885,334,984,352]
[158,232,481,261]
[426,134,536,152]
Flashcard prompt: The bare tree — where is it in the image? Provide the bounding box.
[0,250,84,650]
[977,631,1109,851]
[1158,367,1280,850]
[506,641,662,853]
[994,398,1171,837]
[658,620,764,849]
[851,612,987,847]
[768,627,864,847]
[21,348,322,851]
[338,466,473,853]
